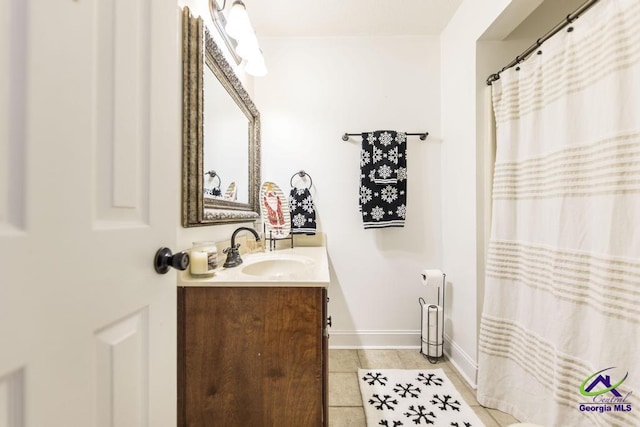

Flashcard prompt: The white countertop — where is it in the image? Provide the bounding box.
[178,246,330,287]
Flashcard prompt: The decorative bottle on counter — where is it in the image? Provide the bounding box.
[189,241,217,277]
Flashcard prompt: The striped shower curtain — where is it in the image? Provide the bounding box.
[477,1,640,426]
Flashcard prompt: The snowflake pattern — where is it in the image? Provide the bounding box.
[395,204,406,219]
[371,205,385,221]
[361,149,371,167]
[396,132,407,143]
[380,421,404,427]
[416,373,444,387]
[360,186,373,205]
[361,369,480,427]
[292,213,306,228]
[381,186,398,203]
[301,195,314,213]
[388,146,399,165]
[379,131,393,146]
[393,383,421,398]
[430,394,461,412]
[378,165,393,179]
[363,372,389,386]
[288,187,316,234]
[289,195,298,210]
[369,394,399,411]
[397,167,407,181]
[403,405,436,425]
[359,130,407,228]
[373,147,383,163]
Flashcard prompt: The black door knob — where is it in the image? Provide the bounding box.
[154,247,190,274]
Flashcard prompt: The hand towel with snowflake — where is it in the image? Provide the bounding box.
[359,130,407,229]
[289,186,316,235]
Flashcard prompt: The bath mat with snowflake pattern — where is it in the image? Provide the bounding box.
[358,368,485,427]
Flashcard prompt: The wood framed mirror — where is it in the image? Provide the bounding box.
[182,7,260,227]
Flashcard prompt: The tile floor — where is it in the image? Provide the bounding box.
[328,349,520,427]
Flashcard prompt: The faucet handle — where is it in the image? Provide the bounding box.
[223,243,240,254]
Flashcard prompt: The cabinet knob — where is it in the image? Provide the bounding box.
[154,247,190,274]
[327,315,332,327]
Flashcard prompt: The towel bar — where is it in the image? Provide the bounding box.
[342,132,428,141]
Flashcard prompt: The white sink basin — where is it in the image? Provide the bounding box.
[179,246,330,286]
[241,255,314,279]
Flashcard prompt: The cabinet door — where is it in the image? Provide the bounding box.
[322,288,329,426]
[179,286,325,427]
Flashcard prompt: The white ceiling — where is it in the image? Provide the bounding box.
[241,0,463,37]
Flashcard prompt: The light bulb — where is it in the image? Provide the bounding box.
[245,55,267,77]
[235,32,260,61]
[225,1,252,40]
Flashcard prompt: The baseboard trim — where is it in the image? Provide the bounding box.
[328,330,421,349]
[327,330,479,388]
[443,333,478,388]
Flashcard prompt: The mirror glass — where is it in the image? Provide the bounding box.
[203,67,248,203]
[182,7,260,226]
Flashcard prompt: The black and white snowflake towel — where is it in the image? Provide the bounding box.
[358,369,484,427]
[372,130,403,184]
[359,130,407,229]
[289,187,316,235]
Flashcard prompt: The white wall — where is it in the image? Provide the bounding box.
[255,36,443,347]
[440,0,543,384]
[441,0,584,385]
[173,0,585,380]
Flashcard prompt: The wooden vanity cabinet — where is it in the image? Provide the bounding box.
[178,286,329,427]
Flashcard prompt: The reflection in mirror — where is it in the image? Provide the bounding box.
[182,7,260,226]
[204,170,222,198]
[203,66,249,204]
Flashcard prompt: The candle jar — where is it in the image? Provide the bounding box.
[189,241,218,277]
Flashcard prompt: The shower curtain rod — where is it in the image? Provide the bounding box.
[486,0,600,86]
[342,132,428,141]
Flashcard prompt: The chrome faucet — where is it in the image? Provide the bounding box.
[223,227,261,268]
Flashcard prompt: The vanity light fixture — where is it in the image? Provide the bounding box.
[223,0,267,76]
[225,1,253,40]
[210,0,267,76]
[212,0,225,12]
[244,52,267,77]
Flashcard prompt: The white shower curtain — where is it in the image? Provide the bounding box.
[477,1,640,426]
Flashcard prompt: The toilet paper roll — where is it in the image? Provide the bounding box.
[422,339,443,358]
[421,269,444,289]
[422,304,443,344]
[422,304,444,357]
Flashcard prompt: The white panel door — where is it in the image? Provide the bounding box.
[0,0,180,426]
